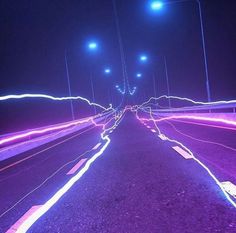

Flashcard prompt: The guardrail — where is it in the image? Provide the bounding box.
[149,103,236,114]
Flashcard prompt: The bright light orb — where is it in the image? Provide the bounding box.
[136,73,142,78]
[151,1,163,11]
[88,42,97,50]
[104,68,111,74]
[140,55,148,62]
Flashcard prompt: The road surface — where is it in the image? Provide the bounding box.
[0,112,236,232]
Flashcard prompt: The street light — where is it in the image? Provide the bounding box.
[64,49,75,120]
[87,40,98,114]
[140,55,148,62]
[150,1,163,11]
[104,68,111,74]
[136,73,142,78]
[149,0,211,102]
[138,54,171,107]
[88,42,97,50]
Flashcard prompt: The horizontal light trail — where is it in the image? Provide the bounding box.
[165,118,236,131]
[0,128,93,172]
[15,136,110,233]
[10,109,126,233]
[221,182,236,198]
[140,95,236,108]
[0,122,88,154]
[135,106,236,208]
[0,93,111,111]
[0,115,98,146]
[165,120,236,152]
[141,115,236,128]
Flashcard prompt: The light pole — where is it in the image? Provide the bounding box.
[87,41,98,115]
[150,0,211,102]
[64,49,75,120]
[138,54,171,107]
[164,56,171,107]
[104,67,113,105]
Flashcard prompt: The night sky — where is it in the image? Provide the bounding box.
[1,0,236,133]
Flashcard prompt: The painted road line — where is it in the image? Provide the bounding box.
[67,159,87,175]
[172,146,193,159]
[0,126,94,173]
[6,206,42,233]
[151,129,156,133]
[93,143,102,150]
[221,181,236,198]
[147,126,151,129]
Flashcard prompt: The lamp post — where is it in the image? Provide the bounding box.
[150,0,211,102]
[138,54,171,107]
[104,67,113,105]
[64,49,75,120]
[87,41,98,114]
[164,56,171,107]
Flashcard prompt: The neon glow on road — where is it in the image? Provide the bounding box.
[147,115,236,127]
[135,106,236,208]
[13,111,126,233]
[0,116,95,146]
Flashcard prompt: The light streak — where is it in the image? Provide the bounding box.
[0,116,94,146]
[221,182,236,198]
[0,126,96,173]
[140,95,236,108]
[0,93,111,111]
[146,115,236,127]
[15,137,110,233]
[0,108,115,147]
[165,120,236,152]
[135,106,236,208]
[157,117,236,131]
[11,111,126,233]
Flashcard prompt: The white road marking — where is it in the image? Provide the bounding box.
[93,143,102,150]
[151,129,156,133]
[67,159,87,175]
[6,206,42,233]
[172,146,193,159]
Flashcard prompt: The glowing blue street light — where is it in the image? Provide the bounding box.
[140,55,148,62]
[104,68,111,74]
[88,42,97,50]
[136,73,142,78]
[150,1,163,11]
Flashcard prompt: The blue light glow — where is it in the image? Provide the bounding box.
[140,55,148,62]
[150,1,163,11]
[88,42,97,50]
[136,73,142,78]
[104,68,111,74]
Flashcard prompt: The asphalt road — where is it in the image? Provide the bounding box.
[0,112,236,232]
[0,124,103,232]
[155,118,236,184]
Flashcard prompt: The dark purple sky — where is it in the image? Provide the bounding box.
[0,0,236,104]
